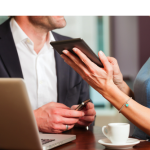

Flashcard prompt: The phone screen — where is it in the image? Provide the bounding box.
[75,99,90,111]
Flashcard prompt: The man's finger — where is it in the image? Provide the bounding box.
[83,109,96,116]
[71,105,78,110]
[47,102,70,109]
[55,109,85,118]
[55,116,80,125]
[77,120,91,126]
[63,109,84,118]
[51,123,74,132]
[80,116,95,122]
[85,102,94,110]
[62,124,74,132]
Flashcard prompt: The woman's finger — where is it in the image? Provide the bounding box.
[63,48,98,73]
[98,51,113,75]
[62,50,87,70]
[107,57,121,74]
[61,51,91,79]
[72,48,99,71]
[61,53,84,76]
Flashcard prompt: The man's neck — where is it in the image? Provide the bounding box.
[15,17,49,54]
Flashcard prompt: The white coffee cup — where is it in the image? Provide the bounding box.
[102,123,130,144]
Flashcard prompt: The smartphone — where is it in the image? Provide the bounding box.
[50,38,103,68]
[75,99,91,111]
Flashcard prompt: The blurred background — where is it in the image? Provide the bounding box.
[1,16,150,135]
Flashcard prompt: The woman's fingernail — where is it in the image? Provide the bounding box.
[62,50,68,54]
[73,48,77,52]
[99,51,104,55]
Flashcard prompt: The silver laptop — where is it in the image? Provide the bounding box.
[0,79,76,150]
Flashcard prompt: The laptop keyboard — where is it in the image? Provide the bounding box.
[41,139,55,145]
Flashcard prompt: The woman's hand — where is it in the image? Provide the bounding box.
[61,48,150,136]
[107,57,124,91]
[107,57,134,98]
[61,48,116,98]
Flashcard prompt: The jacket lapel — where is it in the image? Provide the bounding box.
[0,19,23,78]
[52,31,69,103]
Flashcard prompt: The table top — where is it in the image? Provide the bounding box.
[53,126,150,150]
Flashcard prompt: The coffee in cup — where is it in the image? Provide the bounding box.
[102,123,130,144]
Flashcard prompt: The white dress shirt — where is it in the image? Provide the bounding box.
[10,18,57,110]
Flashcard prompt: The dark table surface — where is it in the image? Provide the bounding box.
[52,126,150,150]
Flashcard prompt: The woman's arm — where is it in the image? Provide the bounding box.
[104,83,150,136]
[118,80,135,99]
[61,48,150,135]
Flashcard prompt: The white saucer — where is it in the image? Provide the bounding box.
[98,138,140,149]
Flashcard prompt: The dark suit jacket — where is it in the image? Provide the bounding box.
[0,19,90,108]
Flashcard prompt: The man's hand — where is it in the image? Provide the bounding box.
[71,102,96,127]
[34,102,84,133]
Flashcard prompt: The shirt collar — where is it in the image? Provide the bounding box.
[10,18,29,44]
[47,31,55,49]
[10,18,55,47]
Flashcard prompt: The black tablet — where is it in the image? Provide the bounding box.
[50,38,103,67]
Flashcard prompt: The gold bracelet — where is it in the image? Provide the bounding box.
[119,97,132,113]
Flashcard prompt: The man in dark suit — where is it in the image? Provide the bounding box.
[0,16,96,133]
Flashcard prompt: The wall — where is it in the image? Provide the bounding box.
[54,16,98,53]
[111,16,139,79]
[139,16,150,68]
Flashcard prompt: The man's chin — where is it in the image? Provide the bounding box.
[53,16,67,28]
[56,21,66,29]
